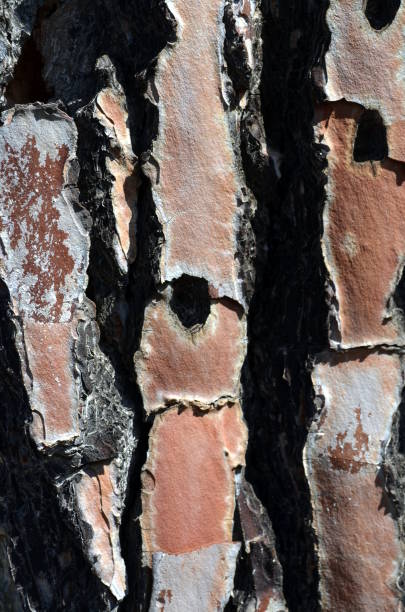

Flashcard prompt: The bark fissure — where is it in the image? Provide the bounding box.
[241,2,331,610]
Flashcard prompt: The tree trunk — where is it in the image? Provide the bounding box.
[0,1,403,611]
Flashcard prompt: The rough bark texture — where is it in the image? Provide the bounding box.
[0,1,404,611]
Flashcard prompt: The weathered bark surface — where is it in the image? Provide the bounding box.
[0,1,404,611]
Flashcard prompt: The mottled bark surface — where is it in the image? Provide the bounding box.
[0,1,404,611]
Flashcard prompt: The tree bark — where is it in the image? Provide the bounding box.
[0,1,403,611]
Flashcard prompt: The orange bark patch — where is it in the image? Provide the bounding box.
[109,157,138,262]
[97,89,132,150]
[75,463,126,601]
[317,101,405,346]
[25,320,78,445]
[0,107,89,448]
[141,403,247,556]
[96,88,138,265]
[154,0,240,297]
[325,0,405,126]
[307,352,402,610]
[135,299,245,413]
[312,465,400,611]
[387,120,405,162]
